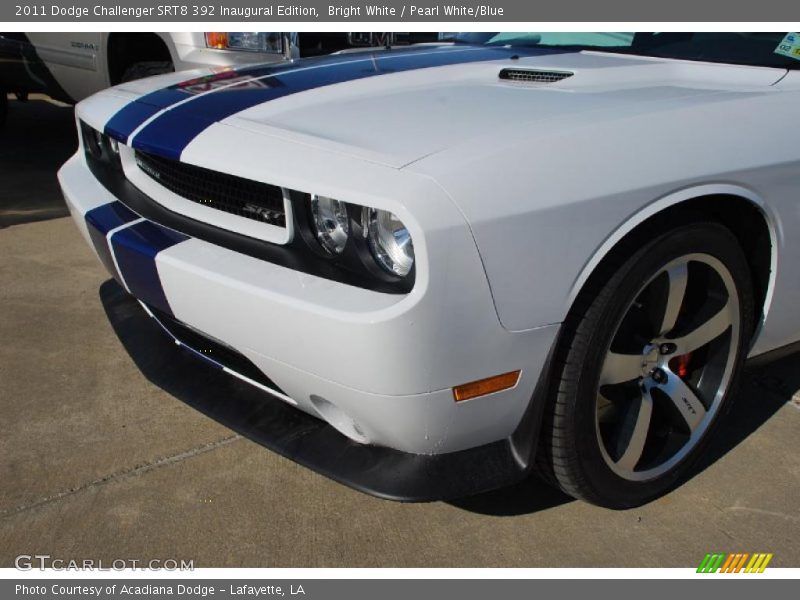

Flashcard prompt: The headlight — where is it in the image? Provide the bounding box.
[362,208,415,277]
[80,122,122,171]
[310,194,350,255]
[84,127,104,159]
[298,194,414,289]
[205,32,283,53]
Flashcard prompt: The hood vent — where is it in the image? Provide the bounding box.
[499,68,573,84]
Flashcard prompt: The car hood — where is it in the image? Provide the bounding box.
[107,45,786,168]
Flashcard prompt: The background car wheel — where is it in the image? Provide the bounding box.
[119,61,174,83]
[538,223,754,508]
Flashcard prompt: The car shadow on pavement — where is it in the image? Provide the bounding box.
[449,475,575,516]
[695,357,797,473]
[0,95,76,229]
[99,278,797,516]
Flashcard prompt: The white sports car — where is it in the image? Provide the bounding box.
[59,32,800,508]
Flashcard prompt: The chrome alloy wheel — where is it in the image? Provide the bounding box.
[595,253,740,482]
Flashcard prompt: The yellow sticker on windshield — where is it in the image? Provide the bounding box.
[775,32,800,60]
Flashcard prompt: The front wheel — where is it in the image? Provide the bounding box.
[538,223,754,508]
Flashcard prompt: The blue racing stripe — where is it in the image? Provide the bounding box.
[105,102,163,143]
[84,201,140,282]
[104,49,431,141]
[110,221,188,316]
[104,85,205,142]
[85,201,139,234]
[111,221,189,315]
[130,46,568,160]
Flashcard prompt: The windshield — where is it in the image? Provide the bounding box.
[451,33,799,69]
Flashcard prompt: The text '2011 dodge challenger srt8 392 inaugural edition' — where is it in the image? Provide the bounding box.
[59,32,800,508]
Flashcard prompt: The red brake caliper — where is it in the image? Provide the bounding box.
[673,352,693,379]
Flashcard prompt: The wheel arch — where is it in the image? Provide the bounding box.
[106,33,174,85]
[566,184,778,350]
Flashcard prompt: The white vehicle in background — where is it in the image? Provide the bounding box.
[0,32,294,127]
[0,31,440,123]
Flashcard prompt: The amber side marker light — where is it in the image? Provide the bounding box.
[452,370,521,402]
[205,32,229,49]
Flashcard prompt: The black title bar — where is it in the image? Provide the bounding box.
[4,0,799,22]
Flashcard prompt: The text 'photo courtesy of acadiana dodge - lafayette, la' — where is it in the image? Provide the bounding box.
[15,584,306,596]
[38,4,504,19]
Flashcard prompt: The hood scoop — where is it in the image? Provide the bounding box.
[499,68,573,84]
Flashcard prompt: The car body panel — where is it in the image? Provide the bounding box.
[59,43,800,461]
[405,55,798,352]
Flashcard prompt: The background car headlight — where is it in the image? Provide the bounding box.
[362,208,414,277]
[205,32,283,53]
[310,194,350,255]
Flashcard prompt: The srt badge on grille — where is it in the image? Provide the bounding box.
[136,156,161,181]
[242,203,282,223]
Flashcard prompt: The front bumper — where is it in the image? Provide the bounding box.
[101,282,539,501]
[59,134,559,495]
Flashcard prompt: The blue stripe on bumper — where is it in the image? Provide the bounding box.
[109,220,188,316]
[84,201,139,283]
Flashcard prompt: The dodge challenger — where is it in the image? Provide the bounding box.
[58,32,800,508]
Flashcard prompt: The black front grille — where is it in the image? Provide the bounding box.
[135,151,286,228]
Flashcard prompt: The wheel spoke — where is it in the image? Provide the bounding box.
[659,262,689,335]
[672,300,732,353]
[600,351,643,386]
[615,390,653,471]
[659,370,706,431]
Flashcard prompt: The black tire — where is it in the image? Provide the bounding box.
[538,223,754,508]
[0,91,7,129]
[119,60,174,83]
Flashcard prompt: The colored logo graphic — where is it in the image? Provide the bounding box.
[697,553,773,573]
